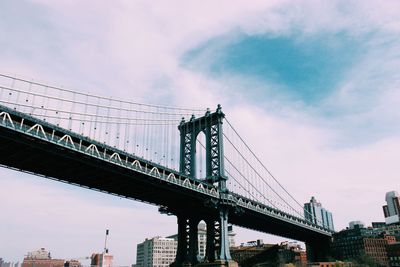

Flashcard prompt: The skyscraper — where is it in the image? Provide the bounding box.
[383,191,400,225]
[304,196,334,231]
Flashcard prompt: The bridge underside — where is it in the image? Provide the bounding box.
[0,125,216,218]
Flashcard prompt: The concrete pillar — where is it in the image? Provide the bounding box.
[175,215,189,265]
[188,218,200,264]
[306,238,332,262]
[205,219,216,262]
[217,207,232,261]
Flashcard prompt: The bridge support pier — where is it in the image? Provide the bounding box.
[199,208,237,267]
[217,207,232,262]
[174,215,189,266]
[171,210,237,267]
[205,219,216,263]
[188,217,200,265]
[306,238,332,263]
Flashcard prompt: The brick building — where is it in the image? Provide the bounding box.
[387,243,400,267]
[307,262,353,267]
[231,240,307,266]
[332,224,391,266]
[230,240,274,264]
[22,248,64,267]
[91,253,113,267]
[372,223,400,242]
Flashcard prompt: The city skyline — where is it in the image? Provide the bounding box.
[1,0,400,266]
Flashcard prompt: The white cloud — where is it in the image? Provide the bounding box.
[1,0,400,265]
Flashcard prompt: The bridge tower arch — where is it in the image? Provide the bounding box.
[178,104,227,192]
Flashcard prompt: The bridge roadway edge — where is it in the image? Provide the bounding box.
[0,124,219,219]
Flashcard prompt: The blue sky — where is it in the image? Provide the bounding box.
[184,31,363,104]
[182,29,400,145]
[1,0,400,265]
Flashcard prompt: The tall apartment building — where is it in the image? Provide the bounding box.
[304,196,334,231]
[383,190,400,225]
[136,237,177,267]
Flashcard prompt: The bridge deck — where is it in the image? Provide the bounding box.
[0,104,332,243]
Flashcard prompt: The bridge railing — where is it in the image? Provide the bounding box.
[225,193,334,235]
[0,104,220,200]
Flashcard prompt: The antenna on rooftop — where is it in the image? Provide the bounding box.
[104,229,109,253]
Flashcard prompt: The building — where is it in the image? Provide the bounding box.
[384,224,400,242]
[63,260,81,267]
[371,221,400,242]
[332,223,391,266]
[228,225,236,248]
[231,240,307,266]
[26,248,51,260]
[0,259,21,267]
[304,196,334,231]
[91,253,113,267]
[231,240,274,264]
[383,191,400,225]
[307,262,353,267]
[22,248,64,267]
[136,236,177,267]
[198,222,206,259]
[387,242,400,267]
[280,241,307,266]
[349,221,364,229]
[372,222,386,229]
[195,222,236,259]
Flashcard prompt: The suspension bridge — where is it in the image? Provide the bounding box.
[0,73,333,266]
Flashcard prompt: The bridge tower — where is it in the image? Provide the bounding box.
[170,105,237,267]
[178,104,227,191]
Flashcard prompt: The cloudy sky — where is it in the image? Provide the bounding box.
[1,0,400,265]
